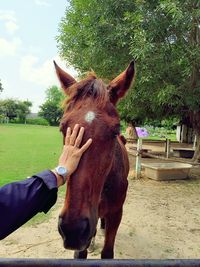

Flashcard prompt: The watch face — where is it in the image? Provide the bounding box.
[56,166,68,177]
[57,166,67,175]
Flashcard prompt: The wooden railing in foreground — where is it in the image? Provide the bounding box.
[1,258,200,267]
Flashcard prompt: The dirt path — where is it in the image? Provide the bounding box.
[1,152,200,259]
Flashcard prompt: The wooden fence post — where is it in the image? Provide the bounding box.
[165,138,171,158]
[135,138,142,179]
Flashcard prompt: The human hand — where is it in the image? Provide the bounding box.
[52,124,92,187]
[59,124,92,176]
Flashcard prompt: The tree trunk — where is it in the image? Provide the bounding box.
[126,122,138,139]
[193,132,200,162]
[190,3,200,162]
[190,111,200,162]
[130,121,139,139]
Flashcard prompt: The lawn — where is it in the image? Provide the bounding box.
[0,123,63,186]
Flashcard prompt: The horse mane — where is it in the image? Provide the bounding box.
[64,72,109,110]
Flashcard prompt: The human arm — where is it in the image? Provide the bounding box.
[0,170,57,240]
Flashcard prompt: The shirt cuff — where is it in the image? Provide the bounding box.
[33,170,57,190]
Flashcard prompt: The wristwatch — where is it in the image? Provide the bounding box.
[54,166,68,184]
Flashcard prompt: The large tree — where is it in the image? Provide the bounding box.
[0,99,32,122]
[39,85,64,126]
[57,0,200,161]
[17,100,32,123]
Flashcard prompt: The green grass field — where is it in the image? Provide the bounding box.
[0,123,63,186]
[143,134,176,141]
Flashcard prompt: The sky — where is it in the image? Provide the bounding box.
[0,0,76,112]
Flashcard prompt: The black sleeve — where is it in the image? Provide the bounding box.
[0,170,58,240]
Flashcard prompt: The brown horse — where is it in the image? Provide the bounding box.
[54,61,135,259]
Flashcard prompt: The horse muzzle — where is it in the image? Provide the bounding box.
[58,216,92,251]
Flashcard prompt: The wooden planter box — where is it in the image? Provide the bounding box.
[142,162,192,181]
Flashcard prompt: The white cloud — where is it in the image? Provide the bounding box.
[20,55,55,87]
[5,21,19,34]
[19,55,77,88]
[28,45,42,54]
[0,10,15,21]
[0,10,19,34]
[0,37,22,57]
[34,0,51,7]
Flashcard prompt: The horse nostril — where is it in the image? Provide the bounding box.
[58,217,91,250]
[58,217,90,239]
[80,218,90,239]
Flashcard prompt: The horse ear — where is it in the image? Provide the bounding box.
[53,60,76,95]
[108,61,135,105]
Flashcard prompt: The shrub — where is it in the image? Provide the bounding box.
[26,118,49,126]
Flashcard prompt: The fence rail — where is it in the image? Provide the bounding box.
[1,259,200,267]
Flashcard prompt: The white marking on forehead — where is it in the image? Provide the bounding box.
[84,111,96,123]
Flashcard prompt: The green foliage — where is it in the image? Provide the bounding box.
[26,118,49,126]
[45,85,64,103]
[0,99,32,122]
[16,100,32,122]
[0,99,18,120]
[39,101,63,126]
[144,125,176,140]
[57,0,134,78]
[120,120,128,134]
[39,85,64,126]
[57,0,200,126]
[144,117,179,129]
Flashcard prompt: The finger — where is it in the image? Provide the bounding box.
[74,127,84,147]
[65,127,71,145]
[79,138,92,154]
[70,124,80,145]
